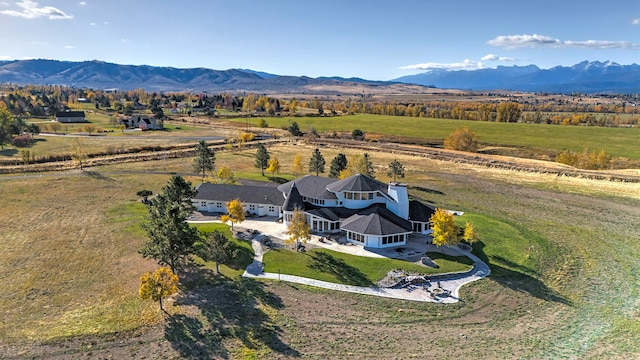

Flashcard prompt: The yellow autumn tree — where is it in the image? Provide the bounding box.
[463,221,479,243]
[266,157,280,181]
[443,127,479,152]
[139,267,179,313]
[285,209,310,251]
[225,198,245,230]
[291,153,304,177]
[216,165,235,183]
[430,208,459,246]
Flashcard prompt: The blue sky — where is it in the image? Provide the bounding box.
[1,0,640,80]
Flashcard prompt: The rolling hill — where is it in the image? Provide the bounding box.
[0,59,425,94]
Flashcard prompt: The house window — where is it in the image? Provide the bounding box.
[200,201,206,207]
[249,204,256,211]
[217,202,223,208]
[268,206,275,212]
[346,192,353,200]
[368,193,374,200]
[354,193,361,200]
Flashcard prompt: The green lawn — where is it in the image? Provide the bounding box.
[231,114,640,159]
[191,223,255,278]
[263,248,473,286]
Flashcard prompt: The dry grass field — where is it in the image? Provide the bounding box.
[1,143,639,358]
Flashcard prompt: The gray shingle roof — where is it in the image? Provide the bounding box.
[283,183,305,211]
[340,205,412,235]
[194,183,284,205]
[55,111,85,117]
[408,200,436,222]
[277,175,337,200]
[326,174,388,194]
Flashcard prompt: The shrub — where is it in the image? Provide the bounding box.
[443,127,479,152]
[555,148,611,170]
[12,134,33,147]
[352,129,365,140]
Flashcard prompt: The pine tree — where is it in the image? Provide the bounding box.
[387,159,405,181]
[193,140,215,179]
[329,153,348,178]
[254,143,270,176]
[363,153,375,178]
[200,230,239,274]
[140,175,200,273]
[308,148,326,176]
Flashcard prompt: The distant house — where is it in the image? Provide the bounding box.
[121,115,163,130]
[193,174,436,249]
[55,111,86,123]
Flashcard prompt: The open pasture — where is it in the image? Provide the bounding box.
[0,143,639,358]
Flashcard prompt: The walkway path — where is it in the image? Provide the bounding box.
[189,217,490,303]
[242,237,491,304]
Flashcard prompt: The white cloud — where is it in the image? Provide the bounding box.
[103,21,108,24]
[89,21,95,25]
[0,0,73,19]
[488,34,640,50]
[480,54,516,62]
[400,59,484,71]
[64,45,74,49]
[0,55,11,60]
[633,18,640,25]
[79,1,86,5]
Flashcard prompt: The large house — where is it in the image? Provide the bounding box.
[193,174,435,249]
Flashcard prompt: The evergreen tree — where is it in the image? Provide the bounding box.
[308,148,326,176]
[363,153,375,178]
[288,121,301,136]
[140,175,200,273]
[200,230,239,274]
[193,140,215,179]
[329,153,348,178]
[387,159,405,181]
[254,143,270,176]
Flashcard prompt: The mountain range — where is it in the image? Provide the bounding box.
[1,59,639,94]
[392,61,640,93]
[0,59,422,94]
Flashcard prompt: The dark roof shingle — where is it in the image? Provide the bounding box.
[194,183,283,205]
[408,200,436,222]
[340,205,412,235]
[326,174,388,194]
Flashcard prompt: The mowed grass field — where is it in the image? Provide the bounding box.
[232,114,640,159]
[1,143,640,358]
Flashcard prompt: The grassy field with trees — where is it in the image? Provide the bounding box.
[234,114,640,159]
[1,142,639,358]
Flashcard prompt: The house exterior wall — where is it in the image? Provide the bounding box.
[387,183,409,220]
[194,199,281,217]
[411,221,432,234]
[335,191,384,209]
[55,116,85,123]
